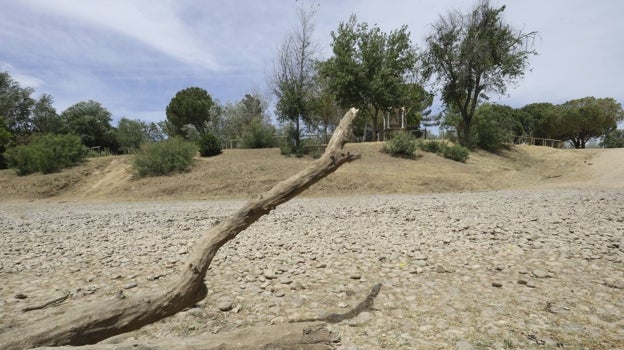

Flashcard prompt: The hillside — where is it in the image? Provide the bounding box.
[1,142,622,201]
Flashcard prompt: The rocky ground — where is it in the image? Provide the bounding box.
[1,189,623,349]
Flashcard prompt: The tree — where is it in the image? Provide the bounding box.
[61,100,119,152]
[0,71,35,136]
[601,129,624,148]
[423,0,537,146]
[116,118,149,154]
[554,97,624,148]
[166,87,215,138]
[472,103,518,151]
[0,115,13,169]
[32,93,63,134]
[271,3,319,148]
[240,117,277,148]
[515,102,559,138]
[319,15,423,139]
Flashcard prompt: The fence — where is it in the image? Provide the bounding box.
[223,134,332,149]
[512,136,563,148]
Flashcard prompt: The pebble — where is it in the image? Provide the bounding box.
[263,270,277,280]
[14,293,27,299]
[218,302,233,312]
[123,282,137,289]
[1,189,622,349]
[532,269,548,278]
[492,282,503,288]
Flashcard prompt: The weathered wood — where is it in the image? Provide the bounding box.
[21,293,70,312]
[32,322,338,350]
[0,108,359,350]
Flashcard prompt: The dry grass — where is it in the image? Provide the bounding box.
[0,142,617,201]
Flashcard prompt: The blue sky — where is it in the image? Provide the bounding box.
[1,0,623,125]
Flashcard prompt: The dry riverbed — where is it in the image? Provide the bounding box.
[1,189,623,349]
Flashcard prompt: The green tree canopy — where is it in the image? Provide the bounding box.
[116,118,149,154]
[0,71,35,136]
[554,97,624,148]
[601,129,624,148]
[32,94,63,134]
[473,103,518,151]
[423,0,537,146]
[61,100,119,151]
[165,87,215,138]
[0,115,13,168]
[319,15,424,139]
[515,102,559,138]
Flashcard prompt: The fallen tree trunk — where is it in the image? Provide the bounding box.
[33,322,338,350]
[0,108,359,350]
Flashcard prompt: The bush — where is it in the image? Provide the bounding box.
[198,133,222,157]
[4,134,86,175]
[383,132,418,158]
[442,144,470,162]
[240,118,276,149]
[133,137,197,177]
[419,140,444,153]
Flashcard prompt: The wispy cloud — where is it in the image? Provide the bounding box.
[20,0,222,71]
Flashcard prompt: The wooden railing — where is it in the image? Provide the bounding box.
[512,135,563,148]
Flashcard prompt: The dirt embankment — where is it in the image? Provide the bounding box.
[0,143,622,201]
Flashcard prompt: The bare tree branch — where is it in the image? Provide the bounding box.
[0,108,359,350]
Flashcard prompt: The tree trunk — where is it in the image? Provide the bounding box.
[32,322,338,350]
[462,117,472,147]
[0,108,360,350]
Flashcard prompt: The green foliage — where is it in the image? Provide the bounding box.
[442,144,470,162]
[473,103,518,152]
[240,117,276,149]
[0,115,13,168]
[383,132,418,158]
[166,87,214,139]
[198,133,222,157]
[133,137,198,177]
[279,123,304,157]
[419,139,444,153]
[4,134,86,175]
[423,1,536,146]
[116,118,148,154]
[515,102,559,138]
[0,71,35,136]
[319,15,426,137]
[552,97,624,148]
[271,4,319,148]
[601,129,624,148]
[61,100,119,152]
[418,139,469,162]
[32,94,62,134]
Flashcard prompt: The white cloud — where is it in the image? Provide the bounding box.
[21,0,222,70]
[0,62,44,89]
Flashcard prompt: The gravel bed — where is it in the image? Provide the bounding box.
[1,189,623,349]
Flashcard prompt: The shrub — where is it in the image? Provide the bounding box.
[198,133,222,157]
[4,134,86,175]
[133,137,197,177]
[383,132,418,158]
[419,140,444,153]
[240,118,276,149]
[442,144,470,162]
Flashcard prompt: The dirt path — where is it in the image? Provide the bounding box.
[587,148,624,188]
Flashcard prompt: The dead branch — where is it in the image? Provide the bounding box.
[32,322,338,350]
[21,293,70,312]
[0,108,359,350]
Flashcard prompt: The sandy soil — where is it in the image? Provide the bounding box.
[0,143,619,201]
